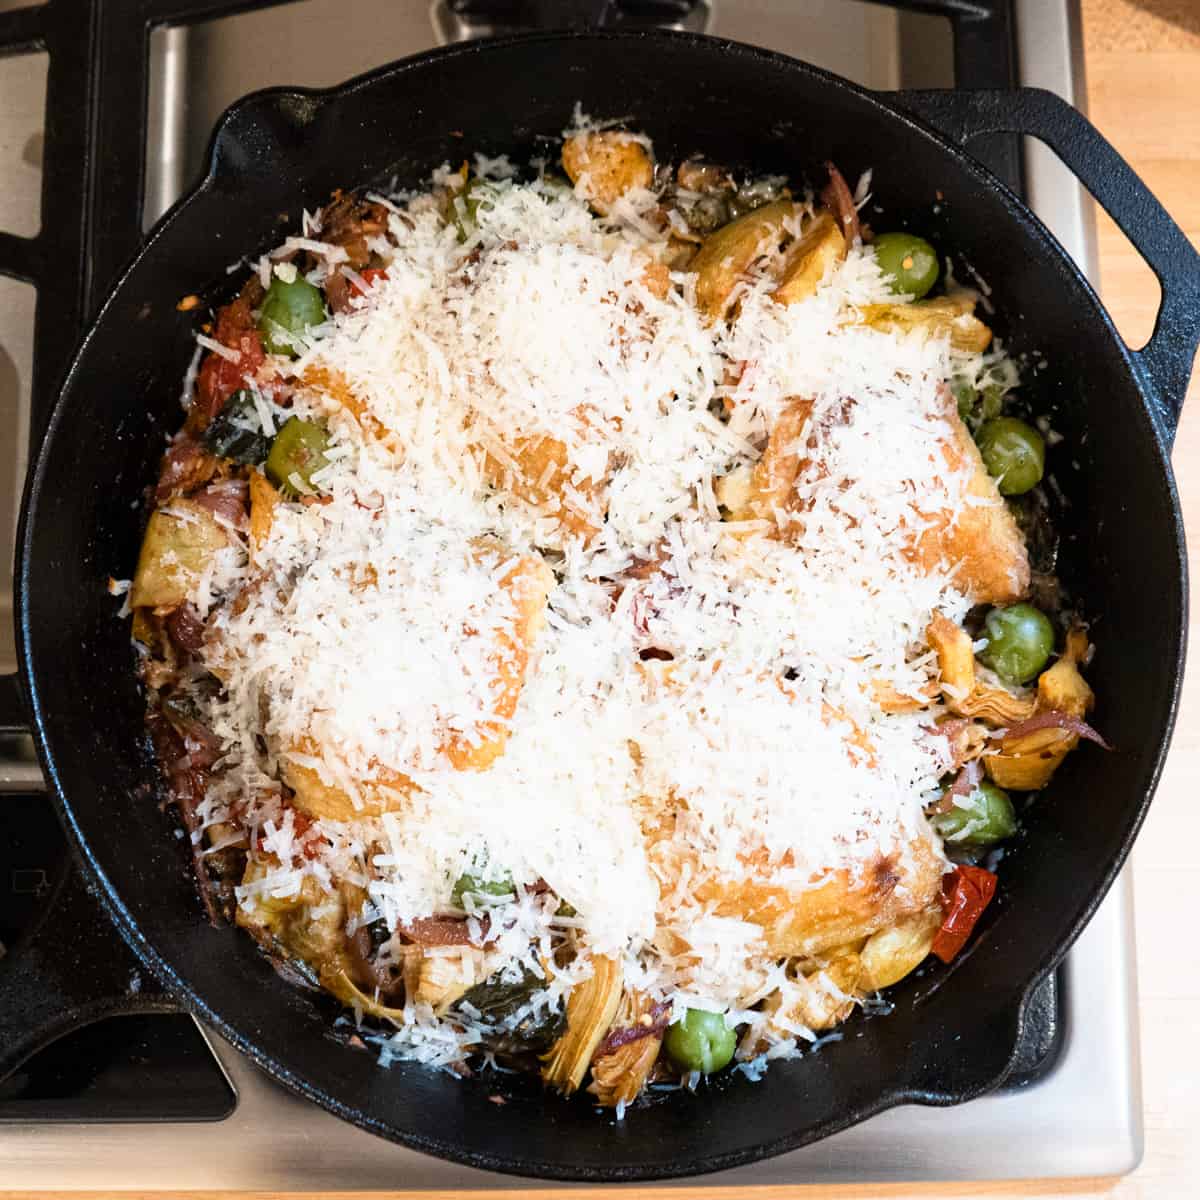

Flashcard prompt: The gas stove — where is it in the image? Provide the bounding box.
[0,0,1142,1187]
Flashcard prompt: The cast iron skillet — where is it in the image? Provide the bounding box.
[6,31,1200,1181]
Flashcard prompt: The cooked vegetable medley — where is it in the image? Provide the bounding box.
[127,116,1105,1114]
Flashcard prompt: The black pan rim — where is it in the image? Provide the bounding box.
[15,27,1189,1181]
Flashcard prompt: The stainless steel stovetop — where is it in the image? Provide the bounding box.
[0,0,1142,1187]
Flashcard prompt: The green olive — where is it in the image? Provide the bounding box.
[977,603,1055,685]
[450,870,515,908]
[265,417,330,497]
[952,379,1005,426]
[952,379,977,422]
[874,231,940,299]
[976,417,1045,496]
[663,1008,737,1075]
[932,781,1016,847]
[687,192,734,233]
[258,275,327,357]
[448,177,497,241]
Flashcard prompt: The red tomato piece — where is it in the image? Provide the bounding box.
[931,864,998,963]
[194,329,265,427]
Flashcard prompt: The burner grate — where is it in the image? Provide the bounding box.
[0,0,1018,452]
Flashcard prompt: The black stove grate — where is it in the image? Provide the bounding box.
[2,0,1019,453]
[0,0,1052,1123]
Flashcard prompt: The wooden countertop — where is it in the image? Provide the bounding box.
[18,2,1200,1198]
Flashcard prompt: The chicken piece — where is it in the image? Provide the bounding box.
[690,836,944,961]
[911,402,1031,605]
[298,364,398,451]
[561,131,653,214]
[870,677,939,713]
[723,385,1026,605]
[638,254,672,300]
[282,743,417,821]
[443,551,556,771]
[482,434,604,541]
[247,471,280,560]
[718,398,814,527]
[282,548,554,818]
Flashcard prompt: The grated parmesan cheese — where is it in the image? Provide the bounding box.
[170,156,1012,1073]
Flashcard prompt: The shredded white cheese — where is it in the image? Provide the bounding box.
[177,159,1003,1071]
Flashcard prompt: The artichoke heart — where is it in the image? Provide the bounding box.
[986,628,1095,790]
[690,199,800,320]
[413,949,489,1015]
[742,952,863,1057]
[1036,628,1094,718]
[323,967,409,1021]
[926,613,1037,725]
[859,907,942,991]
[859,292,993,353]
[131,500,230,610]
[789,951,863,1032]
[587,990,664,1108]
[540,956,623,1095]
[236,857,370,1001]
[771,211,846,307]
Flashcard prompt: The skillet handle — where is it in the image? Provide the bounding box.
[891,86,1200,447]
[0,857,179,1085]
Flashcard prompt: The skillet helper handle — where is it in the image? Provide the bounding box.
[892,86,1200,447]
[0,858,179,1084]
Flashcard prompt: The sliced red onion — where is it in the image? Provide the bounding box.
[1001,710,1111,750]
[948,759,983,799]
[596,1002,671,1057]
[164,604,206,654]
[399,915,490,947]
[821,162,862,245]
[193,479,249,529]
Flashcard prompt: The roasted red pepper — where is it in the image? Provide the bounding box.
[931,864,998,963]
[352,266,389,295]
